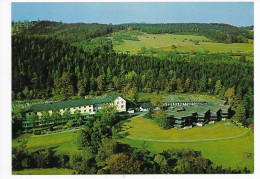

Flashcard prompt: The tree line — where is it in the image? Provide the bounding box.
[113,23,253,43]
[12,21,253,44]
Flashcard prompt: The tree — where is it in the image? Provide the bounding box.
[28,112,38,128]
[176,78,183,93]
[184,78,191,92]
[120,64,125,77]
[12,140,29,170]
[90,74,96,91]
[100,105,117,126]
[139,46,147,54]
[233,94,242,108]
[152,111,171,130]
[106,67,112,83]
[73,109,81,121]
[66,120,74,129]
[214,80,222,95]
[225,88,236,106]
[233,103,246,124]
[243,87,254,118]
[73,128,91,149]
[96,75,105,91]
[126,87,138,103]
[151,92,164,110]
[154,154,168,173]
[95,138,118,167]
[77,79,86,97]
[22,87,30,99]
[199,74,207,92]
[107,153,141,174]
[51,110,61,125]
[172,44,177,49]
[12,106,23,137]
[60,72,75,96]
[175,156,212,174]
[64,109,72,120]
[41,111,50,127]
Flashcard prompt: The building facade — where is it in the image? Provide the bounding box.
[23,94,126,129]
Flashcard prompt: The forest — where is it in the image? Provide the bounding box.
[11,20,254,175]
[12,33,254,119]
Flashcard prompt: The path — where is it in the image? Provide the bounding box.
[126,132,248,143]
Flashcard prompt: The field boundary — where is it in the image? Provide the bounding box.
[126,132,248,143]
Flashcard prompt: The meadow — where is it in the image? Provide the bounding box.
[12,168,74,175]
[13,115,254,172]
[117,116,254,171]
[12,130,80,155]
[111,32,253,55]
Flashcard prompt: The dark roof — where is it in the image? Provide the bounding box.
[141,103,153,108]
[24,94,121,113]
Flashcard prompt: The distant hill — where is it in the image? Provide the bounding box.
[113,23,253,43]
[12,21,253,44]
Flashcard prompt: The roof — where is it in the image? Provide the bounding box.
[171,105,185,111]
[24,94,121,113]
[185,105,210,115]
[169,110,194,118]
[141,103,153,108]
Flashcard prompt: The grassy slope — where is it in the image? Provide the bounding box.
[121,117,246,140]
[112,33,253,54]
[117,117,254,171]
[13,168,74,175]
[12,131,80,155]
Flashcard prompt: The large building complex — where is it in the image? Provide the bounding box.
[22,94,126,129]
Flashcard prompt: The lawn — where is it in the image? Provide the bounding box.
[13,168,74,175]
[117,116,254,171]
[112,33,253,54]
[12,130,80,155]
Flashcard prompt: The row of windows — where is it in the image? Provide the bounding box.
[28,100,126,116]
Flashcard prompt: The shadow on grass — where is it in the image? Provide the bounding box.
[117,131,130,139]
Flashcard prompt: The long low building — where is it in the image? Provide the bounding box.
[22,94,126,128]
[167,104,231,129]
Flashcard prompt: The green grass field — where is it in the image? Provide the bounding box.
[112,33,253,55]
[12,130,80,155]
[117,116,254,171]
[13,168,74,175]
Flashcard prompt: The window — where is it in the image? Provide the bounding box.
[121,105,124,108]
[89,109,91,112]
[117,102,119,104]
[84,110,86,113]
[121,101,124,104]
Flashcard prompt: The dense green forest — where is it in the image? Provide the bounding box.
[12,21,253,121]
[12,21,113,43]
